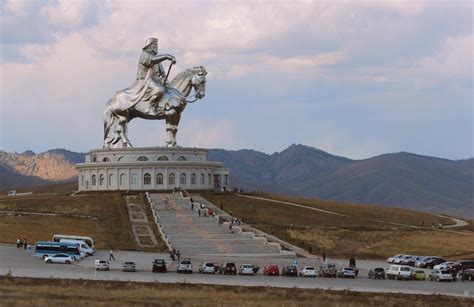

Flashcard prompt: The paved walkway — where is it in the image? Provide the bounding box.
[124,196,158,248]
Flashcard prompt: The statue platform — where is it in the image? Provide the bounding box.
[76,147,229,191]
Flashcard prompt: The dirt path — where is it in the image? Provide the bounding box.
[238,195,471,233]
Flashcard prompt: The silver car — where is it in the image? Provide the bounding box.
[429,269,454,282]
[44,253,74,264]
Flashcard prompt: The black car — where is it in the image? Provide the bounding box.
[282,265,298,277]
[453,260,474,272]
[368,268,385,279]
[219,262,237,275]
[152,259,167,273]
[425,258,446,269]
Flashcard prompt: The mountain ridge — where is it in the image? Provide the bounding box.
[1,145,472,217]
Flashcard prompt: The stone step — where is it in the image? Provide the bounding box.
[169,239,265,245]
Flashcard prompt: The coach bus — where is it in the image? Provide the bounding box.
[52,234,94,249]
[34,241,81,260]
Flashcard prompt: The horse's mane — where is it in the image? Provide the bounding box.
[169,69,192,88]
[168,66,207,88]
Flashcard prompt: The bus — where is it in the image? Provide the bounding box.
[34,241,81,260]
[52,234,94,249]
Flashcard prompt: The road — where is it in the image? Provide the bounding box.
[0,245,472,298]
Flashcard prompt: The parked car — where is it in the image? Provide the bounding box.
[429,269,454,282]
[399,255,416,266]
[123,262,136,272]
[337,267,356,279]
[281,265,298,277]
[386,254,404,264]
[177,259,193,274]
[299,266,317,278]
[95,260,110,271]
[411,269,426,280]
[433,262,456,271]
[44,253,74,264]
[152,259,167,273]
[415,256,429,268]
[423,257,446,269]
[219,262,237,275]
[368,268,385,279]
[199,262,216,274]
[239,264,255,275]
[386,265,412,280]
[263,265,280,276]
[460,269,474,281]
[319,263,337,278]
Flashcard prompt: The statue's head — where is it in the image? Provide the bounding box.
[143,37,158,53]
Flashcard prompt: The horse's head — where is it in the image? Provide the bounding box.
[191,66,207,99]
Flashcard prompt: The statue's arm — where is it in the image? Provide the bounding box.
[150,54,176,65]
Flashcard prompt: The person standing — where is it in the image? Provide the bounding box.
[109,250,116,261]
[23,239,27,250]
[176,250,181,262]
[27,244,32,255]
[16,238,20,248]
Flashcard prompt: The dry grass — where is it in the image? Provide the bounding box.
[0,276,472,307]
[0,193,166,252]
[258,194,454,226]
[203,192,473,260]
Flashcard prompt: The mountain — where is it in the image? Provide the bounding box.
[0,149,85,189]
[209,145,474,218]
[0,145,472,217]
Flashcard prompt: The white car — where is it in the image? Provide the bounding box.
[299,266,317,278]
[95,259,110,271]
[386,265,412,280]
[44,254,75,264]
[239,264,255,275]
[177,259,193,273]
[386,254,404,264]
[199,262,216,274]
[433,262,456,271]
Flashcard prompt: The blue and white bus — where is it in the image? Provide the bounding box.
[34,241,81,260]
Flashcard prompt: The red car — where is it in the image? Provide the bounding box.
[263,265,280,276]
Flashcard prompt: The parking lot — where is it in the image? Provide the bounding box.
[0,244,472,298]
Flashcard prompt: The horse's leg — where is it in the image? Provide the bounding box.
[117,115,133,148]
[165,113,181,147]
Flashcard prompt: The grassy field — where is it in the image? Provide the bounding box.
[0,276,472,307]
[203,192,473,259]
[0,192,165,252]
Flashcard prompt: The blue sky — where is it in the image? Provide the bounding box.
[0,0,472,159]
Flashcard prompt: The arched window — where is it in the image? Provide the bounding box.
[137,156,149,161]
[180,173,187,185]
[168,173,175,185]
[120,174,126,186]
[131,173,139,185]
[81,175,84,186]
[191,173,197,185]
[208,174,211,185]
[225,175,229,185]
[91,175,97,186]
[108,174,115,186]
[177,156,187,161]
[99,174,105,186]
[143,173,151,185]
[200,173,205,185]
[102,157,110,162]
[117,156,125,162]
[156,173,163,185]
[92,157,97,162]
[157,156,169,161]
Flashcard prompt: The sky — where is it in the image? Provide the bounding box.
[0,0,472,160]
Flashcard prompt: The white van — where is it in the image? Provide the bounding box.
[60,239,94,256]
[386,265,412,280]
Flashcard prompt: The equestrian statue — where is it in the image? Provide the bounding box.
[103,37,207,148]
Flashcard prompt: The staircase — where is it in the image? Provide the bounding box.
[149,193,292,256]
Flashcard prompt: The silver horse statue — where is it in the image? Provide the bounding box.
[103,66,207,148]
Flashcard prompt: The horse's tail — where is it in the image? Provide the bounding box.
[103,104,117,148]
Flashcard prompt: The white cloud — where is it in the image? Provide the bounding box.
[41,0,91,29]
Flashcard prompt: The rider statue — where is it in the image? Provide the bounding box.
[123,37,176,113]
